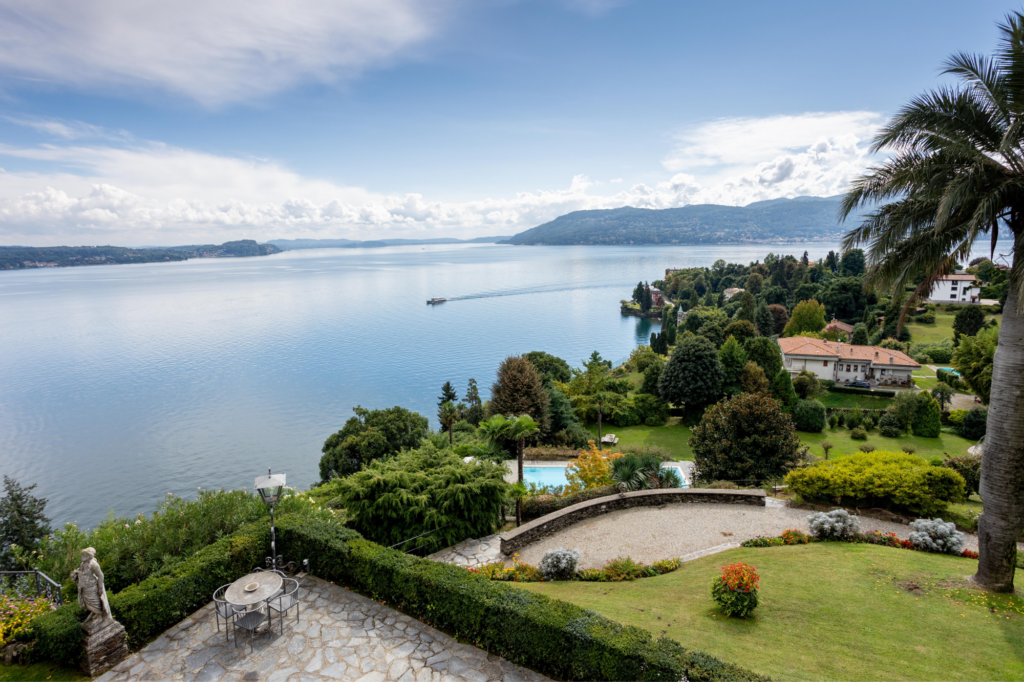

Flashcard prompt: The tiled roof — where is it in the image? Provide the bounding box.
[940,274,976,281]
[824,320,854,333]
[777,337,920,368]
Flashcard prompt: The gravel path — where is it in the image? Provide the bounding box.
[510,502,981,568]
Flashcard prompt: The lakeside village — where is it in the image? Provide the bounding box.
[1,245,1015,682]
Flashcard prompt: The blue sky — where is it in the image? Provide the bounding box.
[0,0,1014,245]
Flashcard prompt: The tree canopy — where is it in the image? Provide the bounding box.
[783,299,827,337]
[320,406,430,480]
[658,335,724,408]
[489,355,550,430]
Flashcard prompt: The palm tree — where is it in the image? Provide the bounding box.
[840,12,1024,592]
[478,414,539,526]
[438,401,459,447]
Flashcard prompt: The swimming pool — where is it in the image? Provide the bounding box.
[523,464,689,488]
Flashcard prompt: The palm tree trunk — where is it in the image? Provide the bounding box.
[973,279,1024,592]
[448,428,453,447]
[516,437,524,527]
[597,400,603,450]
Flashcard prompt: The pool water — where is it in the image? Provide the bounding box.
[523,465,688,488]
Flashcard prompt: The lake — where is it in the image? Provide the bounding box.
[0,242,839,528]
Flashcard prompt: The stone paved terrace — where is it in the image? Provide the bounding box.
[98,575,548,682]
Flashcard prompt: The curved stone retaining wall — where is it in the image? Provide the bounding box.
[499,488,765,555]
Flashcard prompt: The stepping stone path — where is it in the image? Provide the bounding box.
[98,575,547,682]
[427,535,503,567]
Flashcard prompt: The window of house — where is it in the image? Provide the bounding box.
[950,294,957,299]
[846,364,851,372]
[823,361,828,367]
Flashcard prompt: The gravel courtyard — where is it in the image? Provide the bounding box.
[510,502,981,568]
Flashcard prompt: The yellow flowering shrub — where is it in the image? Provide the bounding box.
[564,441,623,493]
[0,595,51,647]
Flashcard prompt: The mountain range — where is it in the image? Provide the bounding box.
[504,196,859,245]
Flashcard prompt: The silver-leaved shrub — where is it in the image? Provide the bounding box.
[807,509,860,540]
[539,548,581,580]
[908,518,965,554]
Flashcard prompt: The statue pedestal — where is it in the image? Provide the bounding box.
[81,620,128,677]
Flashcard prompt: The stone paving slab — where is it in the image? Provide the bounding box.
[96,576,548,682]
[427,535,502,568]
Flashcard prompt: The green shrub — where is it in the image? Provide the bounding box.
[276,516,768,682]
[959,407,988,441]
[901,444,917,454]
[845,408,864,430]
[20,603,83,666]
[793,400,826,433]
[947,409,968,426]
[334,444,509,553]
[828,414,839,429]
[923,346,951,363]
[911,394,942,438]
[785,451,967,515]
[942,454,981,495]
[863,417,875,431]
[858,443,876,453]
[850,428,867,440]
[710,563,759,618]
[522,486,617,520]
[919,312,936,324]
[878,412,902,438]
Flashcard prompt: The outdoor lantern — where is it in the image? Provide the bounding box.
[255,468,287,570]
[255,469,285,506]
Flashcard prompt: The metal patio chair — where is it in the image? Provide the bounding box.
[266,577,300,636]
[233,606,269,652]
[212,584,245,643]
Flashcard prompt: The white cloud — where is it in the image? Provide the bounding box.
[0,0,445,106]
[0,111,886,245]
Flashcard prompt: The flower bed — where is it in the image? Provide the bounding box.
[0,595,52,648]
[471,555,682,583]
[741,529,979,559]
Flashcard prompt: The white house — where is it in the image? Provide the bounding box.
[777,337,920,386]
[927,274,979,304]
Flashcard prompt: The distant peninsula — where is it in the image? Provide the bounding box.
[504,196,858,245]
[0,239,282,270]
[269,236,510,250]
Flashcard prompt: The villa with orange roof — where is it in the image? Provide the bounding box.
[777,337,920,387]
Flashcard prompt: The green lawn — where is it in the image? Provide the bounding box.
[516,543,1024,682]
[818,391,893,410]
[798,427,976,461]
[0,663,87,681]
[586,419,694,460]
[905,310,1002,344]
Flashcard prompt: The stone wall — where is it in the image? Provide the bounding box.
[499,488,765,554]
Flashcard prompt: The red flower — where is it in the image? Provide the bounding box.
[719,563,760,591]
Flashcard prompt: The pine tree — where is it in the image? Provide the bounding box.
[755,302,775,337]
[770,368,799,412]
[801,250,810,266]
[664,317,677,346]
[736,291,757,322]
[633,281,644,303]
[0,476,51,570]
[438,381,458,408]
[641,283,653,312]
[488,356,550,431]
[824,250,839,272]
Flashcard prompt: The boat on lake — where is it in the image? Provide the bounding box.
[427,297,447,305]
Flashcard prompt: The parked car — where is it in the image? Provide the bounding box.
[847,380,871,389]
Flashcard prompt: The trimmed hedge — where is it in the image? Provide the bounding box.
[275,515,768,682]
[785,451,966,516]
[26,519,271,661]
[828,386,896,398]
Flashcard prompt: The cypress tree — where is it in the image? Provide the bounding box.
[755,302,774,337]
[489,356,550,432]
[770,368,799,412]
[641,284,653,312]
[665,318,677,346]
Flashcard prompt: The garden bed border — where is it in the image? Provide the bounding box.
[500,488,766,554]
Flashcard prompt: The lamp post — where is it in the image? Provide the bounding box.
[255,469,286,570]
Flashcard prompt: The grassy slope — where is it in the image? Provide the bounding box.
[517,544,1024,682]
[798,426,976,460]
[905,310,1002,344]
[586,419,694,460]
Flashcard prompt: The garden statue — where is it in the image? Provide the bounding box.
[70,547,128,675]
[71,547,113,633]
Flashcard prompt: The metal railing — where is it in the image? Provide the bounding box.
[0,569,64,607]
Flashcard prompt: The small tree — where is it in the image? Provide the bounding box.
[783,299,827,337]
[0,476,51,570]
[952,325,997,403]
[439,401,459,446]
[690,393,801,485]
[770,368,798,411]
[743,336,784,380]
[792,370,822,400]
[931,382,955,411]
[320,406,430,480]
[911,393,942,438]
[719,336,748,395]
[464,378,485,425]
[793,399,826,433]
[952,306,986,346]
[888,391,919,434]
[724,320,757,344]
[640,358,665,396]
[851,323,870,345]
[768,304,789,335]
[658,336,724,409]
[737,291,757,322]
[755,302,775,337]
[820,440,834,459]
[745,272,765,295]
[739,361,770,395]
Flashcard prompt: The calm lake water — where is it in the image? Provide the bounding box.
[0,242,838,528]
